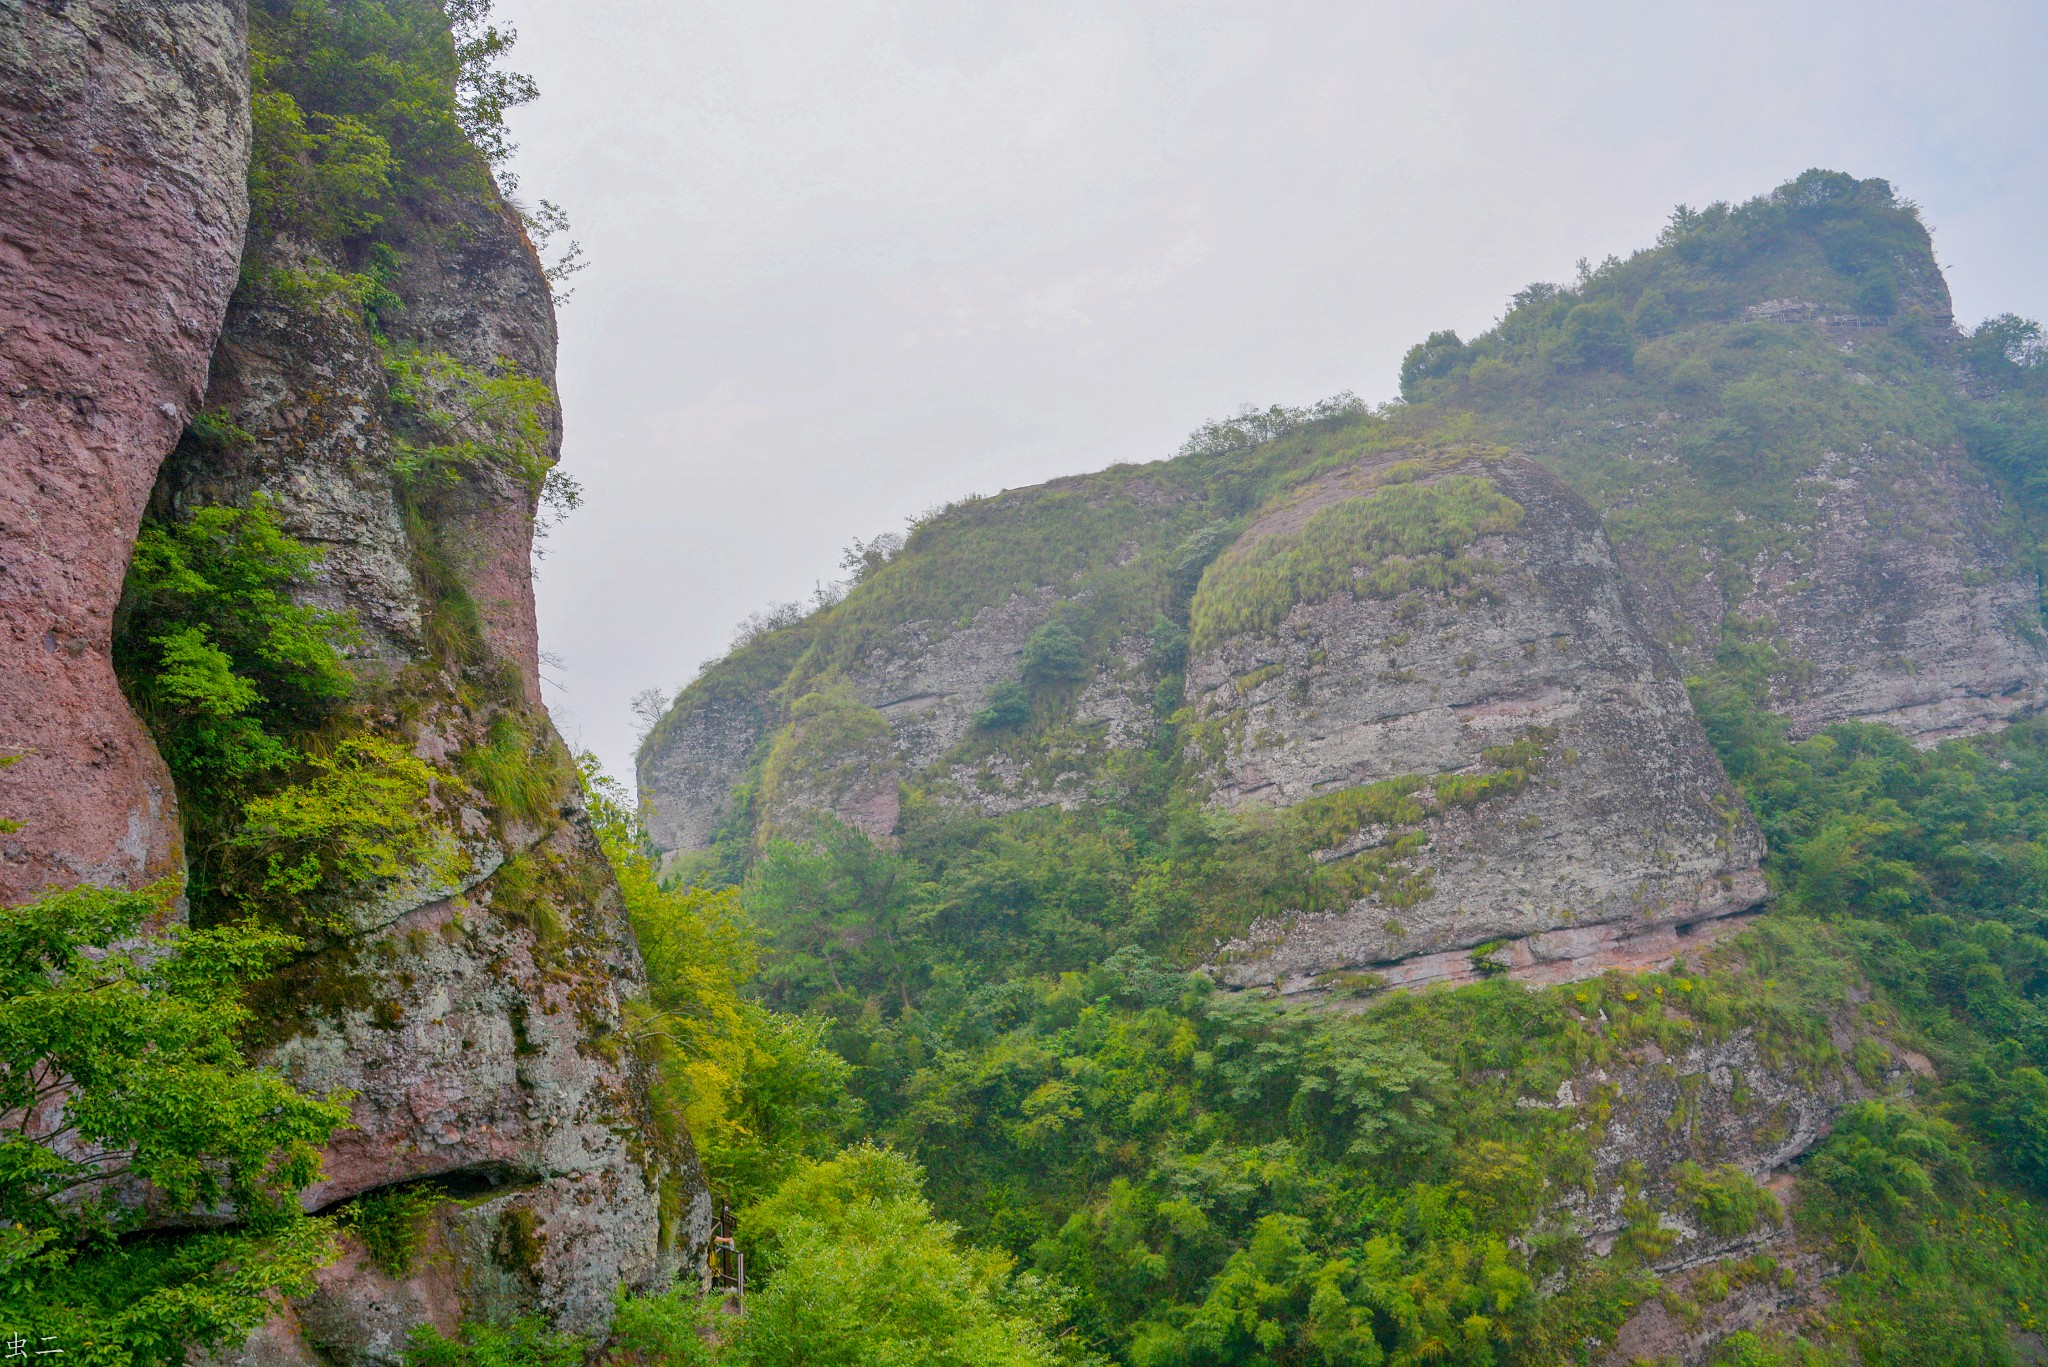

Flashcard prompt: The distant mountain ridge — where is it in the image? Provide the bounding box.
[639,169,2048,994]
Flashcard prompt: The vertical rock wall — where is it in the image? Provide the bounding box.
[0,0,250,898]
[160,182,706,1357]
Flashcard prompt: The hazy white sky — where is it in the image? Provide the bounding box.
[493,0,2048,784]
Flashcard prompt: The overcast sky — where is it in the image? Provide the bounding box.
[492,0,2048,786]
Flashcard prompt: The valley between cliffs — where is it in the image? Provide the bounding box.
[8,6,2048,1362]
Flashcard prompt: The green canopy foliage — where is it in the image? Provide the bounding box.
[115,500,355,825]
[724,1144,1078,1367]
[246,0,531,248]
[0,886,348,1364]
[115,501,462,934]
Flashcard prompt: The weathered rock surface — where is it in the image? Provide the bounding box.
[754,684,901,843]
[1574,1010,1930,1365]
[638,587,1062,855]
[1596,423,2048,747]
[640,444,1766,993]
[640,688,767,854]
[168,170,703,1361]
[0,7,681,1348]
[638,622,816,857]
[0,0,250,899]
[1197,451,1765,991]
[1740,440,2048,742]
[1569,1028,1848,1258]
[1479,960,1927,1365]
[152,243,426,666]
[846,588,1059,775]
[251,808,699,1346]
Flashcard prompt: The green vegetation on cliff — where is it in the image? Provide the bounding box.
[606,696,2048,1366]
[70,9,611,1365]
[616,169,2048,1365]
[114,500,460,936]
[55,23,2048,1356]
[1395,170,2048,667]
[1190,466,1523,648]
[0,885,349,1364]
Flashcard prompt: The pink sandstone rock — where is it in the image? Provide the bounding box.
[0,0,250,901]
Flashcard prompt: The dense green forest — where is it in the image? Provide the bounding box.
[9,1,2048,1363]
[610,688,2048,1366]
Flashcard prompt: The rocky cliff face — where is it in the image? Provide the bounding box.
[1401,172,2048,746]
[0,0,250,899]
[1190,449,1765,991]
[1,6,704,1358]
[640,433,1766,992]
[163,177,702,1362]
[1741,431,2046,741]
[1570,395,2048,746]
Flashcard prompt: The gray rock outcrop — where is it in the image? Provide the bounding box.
[1193,450,1765,991]
[164,183,705,1354]
[1738,440,2048,741]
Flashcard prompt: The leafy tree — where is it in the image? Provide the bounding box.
[1853,269,1899,316]
[726,1144,1072,1367]
[1552,300,1634,370]
[248,89,395,241]
[0,885,349,1364]
[247,0,521,238]
[116,501,471,937]
[1630,288,1676,337]
[977,680,1034,731]
[747,820,931,1011]
[840,532,907,584]
[584,761,855,1206]
[1398,329,1466,398]
[115,500,356,827]
[1968,313,2046,381]
[219,735,465,933]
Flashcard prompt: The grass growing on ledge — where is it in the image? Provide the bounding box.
[1189,474,1524,649]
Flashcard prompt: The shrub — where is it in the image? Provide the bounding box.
[1802,1102,1970,1232]
[116,500,357,822]
[1967,313,2045,379]
[728,1144,1065,1367]
[403,1318,585,1367]
[1673,1162,1780,1238]
[220,735,465,932]
[1022,622,1088,688]
[348,1184,443,1276]
[459,711,566,821]
[1631,288,1677,336]
[1854,270,1899,317]
[0,885,348,1363]
[1554,300,1635,370]
[977,679,1033,731]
